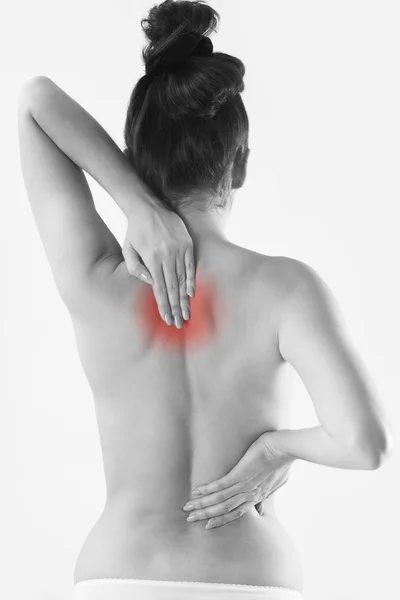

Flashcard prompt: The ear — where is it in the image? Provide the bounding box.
[232,147,250,189]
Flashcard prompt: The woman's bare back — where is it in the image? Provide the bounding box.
[71,239,303,592]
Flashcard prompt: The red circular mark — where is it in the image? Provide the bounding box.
[134,269,223,351]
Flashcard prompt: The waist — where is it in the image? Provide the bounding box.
[74,499,303,592]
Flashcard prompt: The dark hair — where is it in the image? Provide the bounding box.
[123,0,250,213]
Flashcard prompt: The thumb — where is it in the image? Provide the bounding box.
[122,243,154,285]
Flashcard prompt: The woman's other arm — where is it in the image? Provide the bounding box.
[270,259,393,470]
[180,263,394,529]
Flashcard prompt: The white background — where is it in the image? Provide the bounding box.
[2,1,399,599]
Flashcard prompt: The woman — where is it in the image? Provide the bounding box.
[18,1,392,599]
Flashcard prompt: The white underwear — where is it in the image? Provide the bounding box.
[73,578,303,599]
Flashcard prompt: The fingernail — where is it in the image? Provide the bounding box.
[183,503,194,511]
[182,306,190,320]
[164,313,172,326]
[140,273,148,280]
[187,514,196,521]
[174,315,182,329]
[188,286,194,297]
[192,490,201,496]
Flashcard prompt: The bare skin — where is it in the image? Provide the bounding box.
[18,77,390,592]
[70,240,304,592]
[18,75,391,596]
[17,75,394,599]
[17,77,303,591]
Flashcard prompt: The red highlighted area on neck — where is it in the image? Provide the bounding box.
[134,269,223,351]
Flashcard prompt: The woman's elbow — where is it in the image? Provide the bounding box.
[18,76,52,113]
[357,428,394,470]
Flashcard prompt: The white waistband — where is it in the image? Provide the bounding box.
[73,578,303,600]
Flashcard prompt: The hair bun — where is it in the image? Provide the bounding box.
[146,32,213,75]
[140,0,244,120]
[141,0,218,43]
[141,0,217,75]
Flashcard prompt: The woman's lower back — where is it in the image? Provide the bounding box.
[73,502,304,592]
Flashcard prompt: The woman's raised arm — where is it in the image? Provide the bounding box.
[20,75,195,327]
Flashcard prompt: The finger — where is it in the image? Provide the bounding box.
[122,243,154,284]
[177,253,190,321]
[146,259,172,324]
[162,255,182,328]
[192,468,267,508]
[205,501,255,530]
[184,244,196,297]
[188,492,254,523]
[187,481,245,511]
[192,471,241,497]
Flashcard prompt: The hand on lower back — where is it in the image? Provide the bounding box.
[182,431,295,529]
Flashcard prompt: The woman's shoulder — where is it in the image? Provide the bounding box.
[241,251,322,302]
